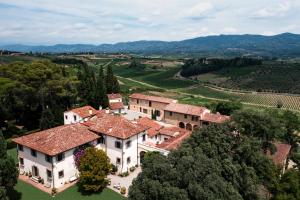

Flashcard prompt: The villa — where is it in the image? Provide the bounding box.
[12,93,230,190]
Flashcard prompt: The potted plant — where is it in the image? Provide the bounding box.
[28,172,32,178]
[51,188,57,197]
[111,164,118,175]
[120,187,126,195]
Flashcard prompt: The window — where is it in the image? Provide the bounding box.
[73,115,77,121]
[56,153,65,162]
[58,170,64,179]
[143,109,148,114]
[195,117,199,121]
[19,157,24,167]
[45,155,52,163]
[65,115,68,120]
[155,110,161,117]
[126,140,131,148]
[137,99,139,104]
[115,141,122,149]
[184,114,187,119]
[18,144,23,151]
[142,134,146,142]
[139,107,142,112]
[149,101,152,107]
[46,169,52,179]
[127,157,131,164]
[155,135,158,140]
[31,149,37,157]
[116,158,121,165]
[97,136,105,144]
[169,111,173,116]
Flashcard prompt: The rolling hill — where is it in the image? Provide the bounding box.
[1,33,300,57]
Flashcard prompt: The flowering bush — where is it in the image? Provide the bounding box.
[73,146,87,168]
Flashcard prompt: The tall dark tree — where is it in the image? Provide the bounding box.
[96,66,109,108]
[106,64,114,94]
[0,131,18,200]
[39,107,56,130]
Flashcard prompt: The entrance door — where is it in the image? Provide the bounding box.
[32,166,39,177]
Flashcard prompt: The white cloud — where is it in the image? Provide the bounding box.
[253,2,291,19]
[0,0,299,44]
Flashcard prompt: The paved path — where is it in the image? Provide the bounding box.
[107,167,141,197]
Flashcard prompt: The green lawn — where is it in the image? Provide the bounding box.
[6,148,125,200]
[8,180,125,200]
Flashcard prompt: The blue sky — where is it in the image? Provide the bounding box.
[0,0,299,45]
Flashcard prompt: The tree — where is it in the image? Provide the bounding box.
[129,124,277,200]
[0,131,18,200]
[96,66,109,108]
[78,147,111,193]
[214,101,242,115]
[232,110,282,153]
[106,64,114,94]
[106,64,119,94]
[272,169,300,200]
[39,107,56,130]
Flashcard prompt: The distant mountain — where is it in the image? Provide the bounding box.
[1,33,300,57]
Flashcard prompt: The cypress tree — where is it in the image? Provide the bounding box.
[106,64,114,94]
[39,107,56,130]
[96,67,109,108]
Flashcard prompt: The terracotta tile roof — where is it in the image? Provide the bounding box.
[109,102,124,110]
[12,124,99,156]
[202,113,230,123]
[65,106,97,119]
[136,117,163,137]
[129,93,177,104]
[159,126,190,137]
[268,142,291,166]
[88,115,148,139]
[156,130,191,151]
[164,103,209,116]
[107,93,122,99]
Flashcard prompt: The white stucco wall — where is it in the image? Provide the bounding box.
[109,98,122,103]
[63,111,83,125]
[18,146,53,187]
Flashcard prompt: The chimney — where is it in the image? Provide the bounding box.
[89,109,93,115]
[99,105,102,110]
[105,109,110,114]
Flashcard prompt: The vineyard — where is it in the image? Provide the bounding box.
[180,85,300,111]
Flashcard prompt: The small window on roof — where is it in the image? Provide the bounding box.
[56,153,65,162]
[115,141,122,149]
[73,115,77,121]
[31,149,37,157]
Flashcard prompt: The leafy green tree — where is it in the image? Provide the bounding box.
[78,147,111,193]
[214,101,242,115]
[0,131,18,200]
[232,110,282,153]
[272,169,300,200]
[129,124,277,200]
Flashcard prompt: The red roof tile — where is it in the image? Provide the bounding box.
[164,103,209,116]
[109,102,124,110]
[202,113,230,123]
[159,126,190,137]
[130,93,176,104]
[12,124,99,156]
[136,117,163,137]
[107,93,122,99]
[268,143,291,166]
[65,106,97,119]
[88,115,148,139]
[156,130,191,151]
